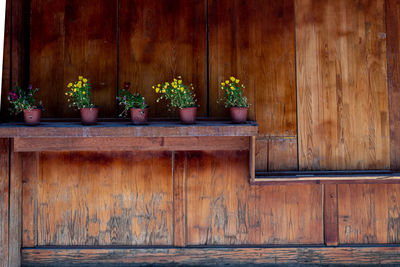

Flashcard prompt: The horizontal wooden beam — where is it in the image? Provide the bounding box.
[13,137,250,152]
[0,121,258,138]
[22,247,400,266]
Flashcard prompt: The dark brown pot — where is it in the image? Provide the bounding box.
[23,109,41,125]
[179,107,197,124]
[130,107,149,125]
[80,107,99,125]
[230,107,248,123]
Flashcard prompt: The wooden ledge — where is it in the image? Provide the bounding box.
[0,121,258,138]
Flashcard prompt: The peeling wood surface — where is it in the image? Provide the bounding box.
[0,139,9,267]
[37,152,173,246]
[186,151,323,245]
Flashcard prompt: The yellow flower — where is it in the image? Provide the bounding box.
[82,91,86,95]
[230,86,234,90]
[162,89,166,93]
[83,78,88,83]
[235,79,240,83]
[156,88,160,93]
[230,77,235,82]
[221,82,225,86]
[152,86,155,89]
[173,85,177,89]
[178,80,182,84]
[174,78,177,82]
[180,88,184,92]
[67,83,73,88]
[78,84,82,88]
[157,84,161,87]
[225,80,229,84]
[65,92,68,95]
[74,89,77,92]
[79,76,83,81]
[69,93,73,96]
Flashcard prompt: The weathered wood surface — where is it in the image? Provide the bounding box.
[37,151,173,246]
[0,121,258,138]
[256,137,298,172]
[324,184,338,246]
[30,0,118,118]
[186,151,322,245]
[13,137,250,152]
[22,247,400,266]
[209,0,296,137]
[173,152,186,247]
[387,0,400,170]
[296,0,390,170]
[0,139,9,267]
[0,0,11,121]
[119,0,207,118]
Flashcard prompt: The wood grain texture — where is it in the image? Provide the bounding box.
[338,184,400,244]
[22,152,38,247]
[186,151,323,245]
[0,139,9,267]
[209,0,296,136]
[30,0,118,118]
[324,184,338,246]
[119,0,206,118]
[37,151,173,246]
[387,0,400,170]
[23,247,400,266]
[296,0,390,170]
[0,0,11,121]
[13,136,250,152]
[173,152,186,247]
[255,137,297,172]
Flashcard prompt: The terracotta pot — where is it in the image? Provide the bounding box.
[130,107,149,125]
[179,107,197,124]
[230,107,248,123]
[80,107,99,125]
[23,109,41,125]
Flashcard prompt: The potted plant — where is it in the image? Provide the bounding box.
[218,76,250,123]
[65,76,98,125]
[8,84,43,125]
[117,82,149,124]
[154,76,198,124]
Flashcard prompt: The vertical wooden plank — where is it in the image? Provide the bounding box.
[9,142,22,266]
[268,137,298,172]
[209,0,296,136]
[387,0,400,170]
[249,136,255,183]
[22,152,38,247]
[119,0,207,118]
[173,152,186,247]
[296,0,389,170]
[0,0,11,120]
[37,152,173,246]
[0,139,9,267]
[186,151,323,245]
[324,184,338,246]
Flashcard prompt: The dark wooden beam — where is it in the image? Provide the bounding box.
[323,184,339,246]
[0,139,9,267]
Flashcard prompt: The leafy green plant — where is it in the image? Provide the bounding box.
[218,76,249,108]
[8,84,42,115]
[65,76,95,109]
[117,82,147,117]
[154,76,197,109]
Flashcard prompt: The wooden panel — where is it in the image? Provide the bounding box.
[0,139,9,267]
[0,0,11,120]
[387,0,400,170]
[13,137,250,152]
[173,152,186,247]
[324,184,338,246]
[23,247,400,266]
[296,0,390,170]
[255,137,297,172]
[338,184,400,244]
[119,0,206,118]
[186,151,323,245]
[22,152,38,247]
[209,0,296,136]
[37,151,173,246]
[31,0,117,118]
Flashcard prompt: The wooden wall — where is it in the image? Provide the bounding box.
[4,0,400,265]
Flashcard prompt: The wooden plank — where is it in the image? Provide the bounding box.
[119,0,206,118]
[0,0,11,120]
[0,139,9,267]
[209,0,296,136]
[37,151,173,246]
[0,121,258,138]
[13,137,250,152]
[387,0,400,170]
[338,184,400,244]
[173,152,186,247]
[268,137,298,171]
[324,184,338,246]
[296,0,390,170]
[249,136,255,183]
[22,152,38,247]
[31,0,118,118]
[23,246,400,266]
[186,151,323,245]
[9,142,22,266]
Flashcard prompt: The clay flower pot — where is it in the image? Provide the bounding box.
[179,107,197,124]
[230,107,248,123]
[23,108,41,125]
[80,107,99,125]
[130,107,149,125]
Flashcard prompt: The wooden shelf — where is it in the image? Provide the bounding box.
[0,121,258,138]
